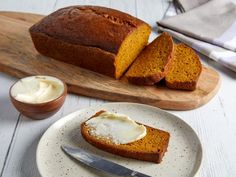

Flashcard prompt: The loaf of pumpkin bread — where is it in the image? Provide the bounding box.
[29,6,151,79]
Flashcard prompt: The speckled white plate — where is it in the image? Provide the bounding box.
[37,102,202,177]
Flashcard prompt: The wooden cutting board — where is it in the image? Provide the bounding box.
[0,12,221,110]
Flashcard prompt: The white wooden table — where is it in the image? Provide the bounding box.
[0,0,236,177]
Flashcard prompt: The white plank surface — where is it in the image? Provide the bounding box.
[0,0,56,15]
[0,74,18,176]
[0,0,236,177]
[110,0,136,16]
[1,95,80,177]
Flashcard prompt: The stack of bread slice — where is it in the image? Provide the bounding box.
[125,32,202,90]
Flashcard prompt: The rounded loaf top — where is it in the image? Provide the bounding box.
[29,5,150,54]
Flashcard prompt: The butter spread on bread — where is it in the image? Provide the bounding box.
[85,111,146,144]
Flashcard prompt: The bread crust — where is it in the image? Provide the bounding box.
[81,111,170,163]
[126,72,166,86]
[126,32,174,85]
[166,80,198,91]
[30,6,148,54]
[30,32,117,77]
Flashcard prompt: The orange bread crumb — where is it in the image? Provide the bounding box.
[165,44,202,90]
[81,111,170,163]
[125,32,174,85]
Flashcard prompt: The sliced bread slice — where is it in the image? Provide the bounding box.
[125,32,174,85]
[81,111,170,163]
[165,44,202,90]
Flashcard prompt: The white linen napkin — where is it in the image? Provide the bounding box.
[158,0,236,72]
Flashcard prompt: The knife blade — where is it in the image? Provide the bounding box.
[61,145,151,177]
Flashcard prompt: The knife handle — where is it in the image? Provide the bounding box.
[130,171,151,177]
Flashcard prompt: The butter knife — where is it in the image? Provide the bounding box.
[61,145,151,177]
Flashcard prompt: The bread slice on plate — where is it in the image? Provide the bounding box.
[81,110,170,163]
[125,32,174,85]
[165,44,202,90]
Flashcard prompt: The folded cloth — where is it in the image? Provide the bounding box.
[176,0,209,11]
[158,0,236,72]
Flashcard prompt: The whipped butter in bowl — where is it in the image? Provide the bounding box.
[11,76,64,104]
[10,76,67,120]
